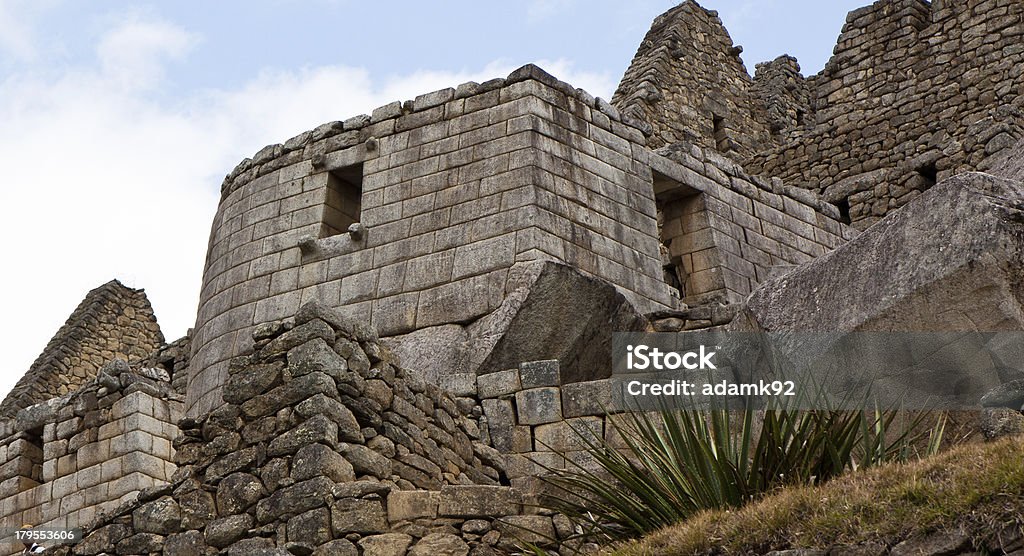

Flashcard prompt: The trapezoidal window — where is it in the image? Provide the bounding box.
[321,163,363,238]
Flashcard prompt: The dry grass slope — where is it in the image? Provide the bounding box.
[609,437,1024,555]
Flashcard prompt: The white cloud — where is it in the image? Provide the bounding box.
[0,12,616,399]
[0,0,56,61]
[527,0,578,23]
[97,15,199,91]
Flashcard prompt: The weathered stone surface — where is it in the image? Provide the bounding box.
[383,262,648,387]
[255,476,334,523]
[205,513,254,548]
[132,495,182,535]
[471,262,648,383]
[980,408,1024,440]
[438,485,520,517]
[732,173,1024,406]
[223,363,283,404]
[494,516,556,549]
[313,539,358,556]
[519,360,560,388]
[981,380,1024,409]
[217,472,267,515]
[116,533,165,554]
[477,369,521,399]
[359,533,414,556]
[262,318,334,356]
[287,506,332,547]
[205,445,265,482]
[240,372,337,418]
[73,523,132,555]
[268,414,339,456]
[515,387,562,425]
[292,442,355,482]
[227,537,285,555]
[164,530,210,556]
[534,417,603,452]
[890,531,971,556]
[561,380,612,417]
[340,443,393,479]
[330,498,388,534]
[295,393,363,442]
[388,490,439,521]
[408,533,470,556]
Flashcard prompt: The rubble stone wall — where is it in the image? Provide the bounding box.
[615,0,1024,230]
[65,303,581,555]
[0,281,164,418]
[611,1,772,157]
[745,0,1024,228]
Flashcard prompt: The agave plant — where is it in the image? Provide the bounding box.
[539,395,947,544]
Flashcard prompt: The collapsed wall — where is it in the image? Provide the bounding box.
[747,0,1024,229]
[0,281,164,417]
[611,1,773,156]
[617,0,1024,230]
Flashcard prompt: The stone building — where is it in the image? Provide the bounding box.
[0,0,1021,554]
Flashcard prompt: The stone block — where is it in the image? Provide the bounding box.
[331,498,388,535]
[339,443,392,479]
[438,485,520,517]
[255,476,334,524]
[408,533,470,556]
[287,506,332,547]
[534,417,603,452]
[111,391,156,419]
[387,490,439,522]
[268,414,339,456]
[452,233,517,279]
[514,387,562,425]
[481,399,516,451]
[477,369,521,399]
[78,439,112,468]
[295,394,363,443]
[439,373,477,397]
[561,380,612,417]
[494,515,556,549]
[204,513,253,548]
[518,360,560,387]
[133,496,182,535]
[359,534,413,556]
[291,443,354,482]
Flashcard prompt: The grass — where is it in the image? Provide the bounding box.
[607,436,1024,555]
[539,400,946,543]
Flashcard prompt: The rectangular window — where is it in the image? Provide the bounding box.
[321,163,363,238]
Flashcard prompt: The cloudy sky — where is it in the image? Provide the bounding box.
[0,0,865,396]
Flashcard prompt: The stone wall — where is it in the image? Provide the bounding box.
[616,0,1024,230]
[0,356,183,556]
[743,0,1024,228]
[0,281,164,417]
[189,64,691,417]
[611,1,773,157]
[63,303,593,555]
[650,142,854,305]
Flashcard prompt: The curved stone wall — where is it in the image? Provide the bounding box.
[187,65,684,416]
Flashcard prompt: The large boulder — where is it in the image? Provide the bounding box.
[731,171,1024,407]
[384,261,647,385]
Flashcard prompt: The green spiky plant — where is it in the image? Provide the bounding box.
[538,393,948,546]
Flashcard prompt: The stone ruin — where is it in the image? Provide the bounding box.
[0,0,1022,554]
